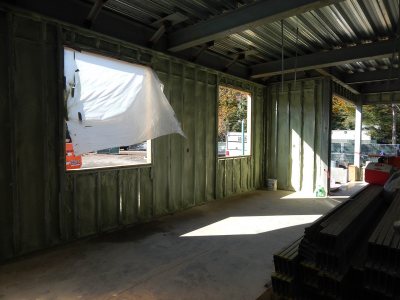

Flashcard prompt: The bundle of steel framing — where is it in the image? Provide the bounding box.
[271,185,400,299]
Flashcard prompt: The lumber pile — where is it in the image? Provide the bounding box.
[271,185,400,299]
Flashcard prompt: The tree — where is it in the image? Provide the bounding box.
[331,96,355,130]
[362,104,398,144]
[218,86,249,141]
[331,97,400,144]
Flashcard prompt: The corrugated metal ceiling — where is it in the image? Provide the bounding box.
[212,0,399,70]
[103,0,256,26]
[90,0,399,82]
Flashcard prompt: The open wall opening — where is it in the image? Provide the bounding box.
[331,96,400,185]
[360,103,400,176]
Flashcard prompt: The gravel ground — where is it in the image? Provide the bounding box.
[80,151,149,169]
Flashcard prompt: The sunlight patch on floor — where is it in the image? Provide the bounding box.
[181,215,322,237]
[280,192,318,199]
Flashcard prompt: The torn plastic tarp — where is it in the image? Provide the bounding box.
[64,48,185,155]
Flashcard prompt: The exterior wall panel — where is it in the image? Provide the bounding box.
[100,171,119,231]
[120,169,139,225]
[75,174,97,237]
[206,81,217,201]
[169,75,184,211]
[0,11,13,261]
[266,79,331,193]
[14,27,47,254]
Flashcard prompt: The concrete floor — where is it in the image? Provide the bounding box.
[0,190,341,300]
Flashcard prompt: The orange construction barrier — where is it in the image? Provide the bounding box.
[66,143,82,170]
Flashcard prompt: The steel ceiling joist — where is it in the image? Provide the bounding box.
[167,0,344,52]
[360,79,400,94]
[251,39,400,78]
[363,92,400,105]
[344,68,399,84]
[83,0,109,28]
[191,41,214,62]
[315,68,360,95]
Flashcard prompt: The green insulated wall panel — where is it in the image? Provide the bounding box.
[0,14,61,258]
[266,79,331,193]
[0,7,265,262]
[0,11,14,260]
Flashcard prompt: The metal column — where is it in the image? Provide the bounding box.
[354,100,362,168]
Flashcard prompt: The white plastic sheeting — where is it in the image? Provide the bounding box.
[64,48,185,155]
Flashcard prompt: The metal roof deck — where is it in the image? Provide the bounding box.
[98,0,399,89]
[6,0,400,96]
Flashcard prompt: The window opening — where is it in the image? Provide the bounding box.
[217,86,251,157]
[64,48,184,170]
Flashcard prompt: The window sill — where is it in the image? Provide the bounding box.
[66,163,152,174]
[218,155,252,160]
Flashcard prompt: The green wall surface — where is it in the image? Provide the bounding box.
[0,8,266,262]
[266,79,332,193]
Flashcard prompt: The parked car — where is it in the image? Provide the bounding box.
[120,142,147,151]
[218,142,226,156]
[129,142,147,151]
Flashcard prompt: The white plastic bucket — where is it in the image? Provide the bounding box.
[267,179,277,191]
